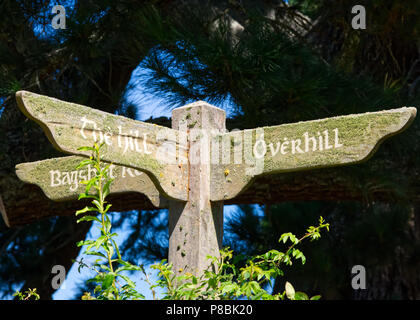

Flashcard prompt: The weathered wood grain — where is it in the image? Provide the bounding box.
[169,102,225,277]
[15,156,167,208]
[211,107,417,201]
[15,91,188,201]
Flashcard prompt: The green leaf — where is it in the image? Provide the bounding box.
[95,235,107,250]
[110,238,121,260]
[120,274,136,288]
[77,240,94,247]
[76,159,95,169]
[221,283,236,294]
[78,193,97,201]
[241,283,251,297]
[101,274,115,290]
[294,292,309,300]
[283,255,291,265]
[84,251,107,259]
[102,215,112,233]
[115,265,141,273]
[92,200,102,211]
[280,233,289,244]
[75,206,95,216]
[285,281,295,300]
[292,249,306,264]
[116,259,133,267]
[85,178,98,194]
[102,265,113,272]
[279,232,298,244]
[104,204,112,213]
[103,179,114,198]
[77,215,101,224]
[249,281,260,294]
[273,252,285,262]
[310,295,321,300]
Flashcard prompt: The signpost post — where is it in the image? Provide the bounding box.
[5,90,416,278]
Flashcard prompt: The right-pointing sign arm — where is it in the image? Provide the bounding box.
[211,107,417,201]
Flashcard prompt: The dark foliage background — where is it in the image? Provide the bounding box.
[0,0,419,299]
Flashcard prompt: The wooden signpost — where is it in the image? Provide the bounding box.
[6,90,417,277]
